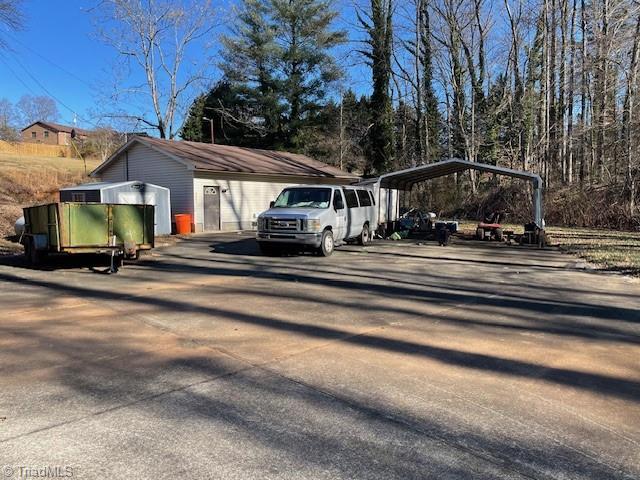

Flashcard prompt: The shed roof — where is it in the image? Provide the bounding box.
[92,137,359,180]
[22,121,92,136]
[358,159,542,190]
[60,181,169,192]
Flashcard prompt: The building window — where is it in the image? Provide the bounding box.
[71,193,86,202]
[44,131,49,138]
[31,131,36,138]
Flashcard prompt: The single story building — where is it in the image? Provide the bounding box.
[21,121,91,145]
[91,137,360,232]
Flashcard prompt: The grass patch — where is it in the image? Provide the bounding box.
[0,152,101,240]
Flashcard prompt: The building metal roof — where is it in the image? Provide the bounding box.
[60,181,169,192]
[92,137,359,180]
[359,158,544,226]
[358,158,542,190]
[21,121,92,136]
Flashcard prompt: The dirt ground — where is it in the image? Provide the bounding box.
[1,234,638,479]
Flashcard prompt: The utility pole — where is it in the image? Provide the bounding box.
[202,117,215,144]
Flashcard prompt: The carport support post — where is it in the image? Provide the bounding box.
[533,176,543,228]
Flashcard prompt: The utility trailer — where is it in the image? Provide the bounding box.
[22,202,154,266]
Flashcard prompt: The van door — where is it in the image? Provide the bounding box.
[332,190,347,240]
[343,188,360,238]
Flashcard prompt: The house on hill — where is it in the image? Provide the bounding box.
[91,136,360,232]
[21,121,91,145]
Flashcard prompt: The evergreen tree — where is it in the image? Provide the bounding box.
[219,0,282,145]
[358,0,394,174]
[213,0,345,150]
[270,0,346,146]
[180,94,206,142]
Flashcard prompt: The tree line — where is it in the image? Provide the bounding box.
[2,0,638,224]
[177,0,640,224]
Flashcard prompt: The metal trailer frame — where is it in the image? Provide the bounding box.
[357,158,544,229]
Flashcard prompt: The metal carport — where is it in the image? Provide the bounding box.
[358,158,544,228]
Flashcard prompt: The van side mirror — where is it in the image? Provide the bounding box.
[269,201,275,208]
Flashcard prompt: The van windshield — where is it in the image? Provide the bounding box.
[273,188,331,209]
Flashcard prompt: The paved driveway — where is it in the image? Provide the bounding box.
[1,234,639,479]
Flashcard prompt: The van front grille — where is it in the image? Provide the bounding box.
[267,218,300,231]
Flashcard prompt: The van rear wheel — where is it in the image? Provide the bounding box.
[318,230,334,257]
[358,224,370,246]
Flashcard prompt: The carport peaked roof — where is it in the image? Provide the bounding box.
[359,158,542,190]
[92,137,359,179]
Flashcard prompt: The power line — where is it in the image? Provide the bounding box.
[1,50,100,129]
[2,30,94,89]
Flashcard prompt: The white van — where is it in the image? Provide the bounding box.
[256,185,378,256]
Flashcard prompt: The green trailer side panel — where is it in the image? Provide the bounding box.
[111,205,155,246]
[66,203,110,246]
[113,205,143,244]
[48,204,59,248]
[24,202,155,252]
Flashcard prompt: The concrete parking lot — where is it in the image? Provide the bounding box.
[1,233,639,479]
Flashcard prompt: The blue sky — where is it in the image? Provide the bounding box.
[0,1,115,127]
[0,0,368,133]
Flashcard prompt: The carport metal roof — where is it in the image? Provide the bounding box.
[358,159,544,227]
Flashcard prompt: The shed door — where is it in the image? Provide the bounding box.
[203,186,221,231]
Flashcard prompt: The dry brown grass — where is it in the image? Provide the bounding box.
[0,153,101,239]
[546,226,640,275]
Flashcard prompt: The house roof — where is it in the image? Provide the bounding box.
[92,137,359,180]
[21,121,92,136]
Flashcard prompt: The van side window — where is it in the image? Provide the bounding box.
[333,190,345,210]
[357,189,372,207]
[344,189,359,208]
[368,190,376,205]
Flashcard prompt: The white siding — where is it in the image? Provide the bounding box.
[193,173,351,231]
[96,143,193,221]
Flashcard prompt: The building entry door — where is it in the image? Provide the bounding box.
[203,186,221,231]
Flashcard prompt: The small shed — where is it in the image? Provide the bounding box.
[59,181,172,235]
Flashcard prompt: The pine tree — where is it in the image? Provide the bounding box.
[215,0,345,149]
[270,0,346,147]
[219,0,282,144]
[180,94,206,142]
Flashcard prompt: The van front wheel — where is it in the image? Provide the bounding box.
[318,230,334,257]
[358,224,370,246]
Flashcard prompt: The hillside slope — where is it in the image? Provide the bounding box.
[0,153,100,243]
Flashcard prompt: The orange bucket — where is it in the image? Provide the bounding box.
[174,214,192,234]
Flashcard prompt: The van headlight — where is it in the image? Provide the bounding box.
[257,217,266,230]
[306,219,321,232]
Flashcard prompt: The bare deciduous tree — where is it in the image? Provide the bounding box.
[16,94,59,125]
[94,0,217,139]
[0,0,23,49]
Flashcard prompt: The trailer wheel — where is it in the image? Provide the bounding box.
[476,228,484,240]
[24,238,43,266]
[495,228,503,241]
